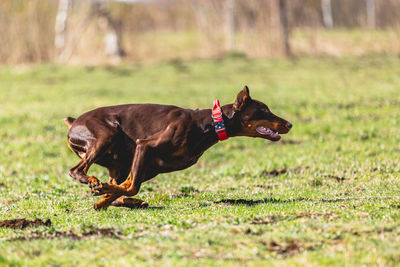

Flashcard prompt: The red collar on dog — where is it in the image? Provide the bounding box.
[212,99,229,141]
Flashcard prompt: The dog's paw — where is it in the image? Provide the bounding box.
[88,176,105,196]
[93,202,109,210]
[87,176,100,187]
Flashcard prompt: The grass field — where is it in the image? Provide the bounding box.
[0,55,400,266]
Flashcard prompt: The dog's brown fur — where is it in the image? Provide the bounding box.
[65,86,292,210]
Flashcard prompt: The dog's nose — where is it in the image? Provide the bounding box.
[286,122,292,130]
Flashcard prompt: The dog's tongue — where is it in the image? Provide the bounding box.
[256,126,279,138]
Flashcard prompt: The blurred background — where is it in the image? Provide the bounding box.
[1,0,400,65]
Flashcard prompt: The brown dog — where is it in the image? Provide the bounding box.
[65,86,292,210]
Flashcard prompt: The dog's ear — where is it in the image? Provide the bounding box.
[233,85,251,112]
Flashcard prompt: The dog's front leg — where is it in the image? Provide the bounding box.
[91,142,147,209]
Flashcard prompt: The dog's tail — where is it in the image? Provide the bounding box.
[64,117,76,129]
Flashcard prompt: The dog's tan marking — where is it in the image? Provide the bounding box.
[172,147,187,157]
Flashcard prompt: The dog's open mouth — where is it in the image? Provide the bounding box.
[256,126,281,141]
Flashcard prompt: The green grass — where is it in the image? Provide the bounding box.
[0,55,400,266]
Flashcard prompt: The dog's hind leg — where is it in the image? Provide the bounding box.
[68,141,111,184]
[68,123,118,184]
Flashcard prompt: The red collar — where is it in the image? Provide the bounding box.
[212,99,229,141]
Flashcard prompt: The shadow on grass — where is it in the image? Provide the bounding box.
[143,206,165,210]
[214,196,399,206]
[116,205,165,210]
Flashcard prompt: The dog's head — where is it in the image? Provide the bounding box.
[229,86,292,141]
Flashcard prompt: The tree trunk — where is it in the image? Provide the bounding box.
[224,0,235,51]
[190,0,207,31]
[366,0,376,29]
[321,0,333,29]
[57,3,124,63]
[278,0,291,56]
[54,0,70,57]
[96,6,124,61]
[57,5,96,63]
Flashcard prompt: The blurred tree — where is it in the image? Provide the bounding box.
[278,0,291,56]
[224,0,235,51]
[96,5,125,61]
[55,0,70,61]
[365,0,376,29]
[321,0,333,28]
[2,0,400,64]
[56,0,124,63]
[57,3,97,63]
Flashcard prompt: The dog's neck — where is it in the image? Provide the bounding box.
[190,104,240,148]
[221,104,239,136]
